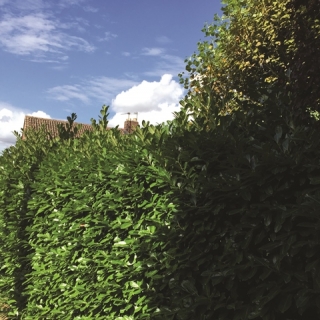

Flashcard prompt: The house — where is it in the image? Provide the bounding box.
[22,115,139,140]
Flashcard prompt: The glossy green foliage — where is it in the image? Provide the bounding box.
[1,108,320,319]
[17,108,177,319]
[0,112,105,317]
[0,125,59,317]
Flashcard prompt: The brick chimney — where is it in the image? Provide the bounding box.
[124,118,139,133]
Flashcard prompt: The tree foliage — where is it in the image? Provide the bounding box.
[180,0,320,124]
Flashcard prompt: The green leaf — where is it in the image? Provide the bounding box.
[278,294,293,313]
[282,138,289,152]
[274,126,282,144]
[181,280,198,295]
[130,281,140,289]
[240,188,251,201]
[295,289,310,310]
[120,222,132,229]
[309,176,320,185]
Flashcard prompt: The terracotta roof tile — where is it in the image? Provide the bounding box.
[21,115,136,140]
[22,116,95,140]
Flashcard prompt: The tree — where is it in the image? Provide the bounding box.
[179,0,320,126]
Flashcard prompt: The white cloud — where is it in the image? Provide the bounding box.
[108,74,184,127]
[0,13,95,60]
[86,77,138,101]
[0,102,51,153]
[99,31,117,42]
[156,36,172,44]
[47,77,138,104]
[122,51,130,57]
[47,85,90,103]
[142,47,165,56]
[30,110,51,118]
[47,75,184,128]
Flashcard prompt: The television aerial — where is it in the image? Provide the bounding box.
[121,112,138,120]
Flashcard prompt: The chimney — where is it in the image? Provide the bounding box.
[124,118,139,133]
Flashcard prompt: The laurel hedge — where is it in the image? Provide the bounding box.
[1,97,320,319]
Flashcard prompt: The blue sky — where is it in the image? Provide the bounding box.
[0,0,222,152]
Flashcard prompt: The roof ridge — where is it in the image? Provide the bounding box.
[22,115,133,140]
[25,115,92,126]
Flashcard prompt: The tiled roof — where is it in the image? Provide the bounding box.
[22,115,138,140]
[22,116,96,140]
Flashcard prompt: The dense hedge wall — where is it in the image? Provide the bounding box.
[1,103,320,319]
[23,116,177,319]
[0,126,58,316]
[151,99,320,319]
